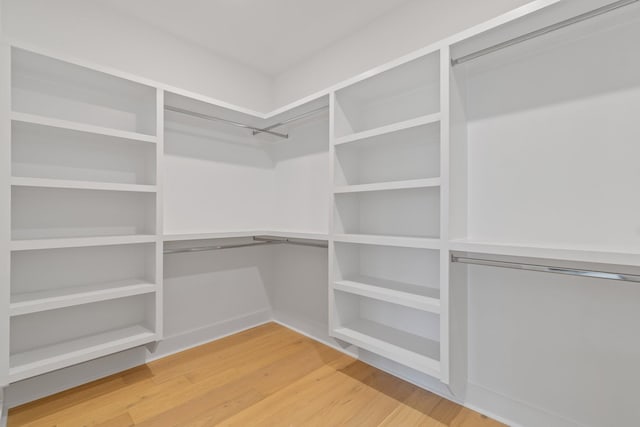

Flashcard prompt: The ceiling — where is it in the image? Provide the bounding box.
[102,0,413,76]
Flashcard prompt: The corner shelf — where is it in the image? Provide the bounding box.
[9,325,156,383]
[11,177,157,193]
[333,234,440,249]
[333,113,441,146]
[11,112,158,145]
[10,235,158,251]
[10,280,157,316]
[332,319,440,377]
[334,277,440,313]
[334,178,440,194]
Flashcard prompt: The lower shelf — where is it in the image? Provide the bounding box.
[9,325,156,383]
[332,319,440,377]
[10,279,157,316]
[334,276,440,313]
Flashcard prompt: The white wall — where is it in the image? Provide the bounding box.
[1,0,273,112]
[274,0,534,106]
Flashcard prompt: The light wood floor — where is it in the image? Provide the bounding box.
[9,323,505,427]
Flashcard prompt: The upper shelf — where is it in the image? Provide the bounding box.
[333,50,440,139]
[12,47,157,137]
[11,112,158,144]
[11,177,157,193]
[334,178,441,194]
[333,113,440,146]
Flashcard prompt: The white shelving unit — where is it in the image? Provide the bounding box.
[329,47,461,384]
[2,46,163,386]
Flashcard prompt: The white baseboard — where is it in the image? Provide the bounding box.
[148,309,272,362]
[465,383,584,427]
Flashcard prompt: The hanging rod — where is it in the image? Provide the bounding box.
[451,0,639,66]
[451,255,640,283]
[164,236,327,255]
[252,105,329,136]
[165,105,289,139]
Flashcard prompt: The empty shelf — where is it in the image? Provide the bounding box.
[334,178,441,194]
[9,325,156,382]
[333,113,441,146]
[332,318,440,377]
[11,112,158,144]
[334,276,440,313]
[10,235,157,251]
[11,279,157,316]
[11,177,157,193]
[333,234,440,249]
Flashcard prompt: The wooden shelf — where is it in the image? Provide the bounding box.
[333,113,440,146]
[11,112,158,144]
[333,234,440,249]
[334,178,440,194]
[10,235,157,251]
[10,280,156,317]
[332,319,440,377]
[334,276,440,313]
[11,177,157,193]
[9,325,156,383]
[449,239,640,266]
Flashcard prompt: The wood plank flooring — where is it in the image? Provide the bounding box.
[8,323,505,426]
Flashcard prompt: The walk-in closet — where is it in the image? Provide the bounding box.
[1,1,639,426]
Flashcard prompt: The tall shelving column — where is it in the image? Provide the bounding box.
[329,48,455,382]
[3,46,163,385]
[0,43,11,407]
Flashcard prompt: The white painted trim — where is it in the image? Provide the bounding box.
[465,382,584,427]
[146,309,272,362]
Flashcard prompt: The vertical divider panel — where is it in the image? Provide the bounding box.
[439,46,452,386]
[154,89,164,340]
[0,43,11,388]
[442,46,469,394]
[328,91,337,334]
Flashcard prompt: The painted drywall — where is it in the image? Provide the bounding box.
[1,0,273,112]
[274,0,534,106]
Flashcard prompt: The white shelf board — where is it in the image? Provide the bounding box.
[333,113,440,146]
[259,230,329,241]
[10,235,157,251]
[163,230,329,242]
[333,234,440,249]
[9,325,156,383]
[334,276,440,313]
[11,177,157,193]
[332,318,440,377]
[163,230,259,241]
[10,279,156,317]
[449,239,640,266]
[334,178,441,194]
[11,111,158,144]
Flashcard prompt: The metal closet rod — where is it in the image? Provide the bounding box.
[451,255,640,283]
[164,236,328,255]
[165,105,329,140]
[451,0,639,66]
[252,105,329,136]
